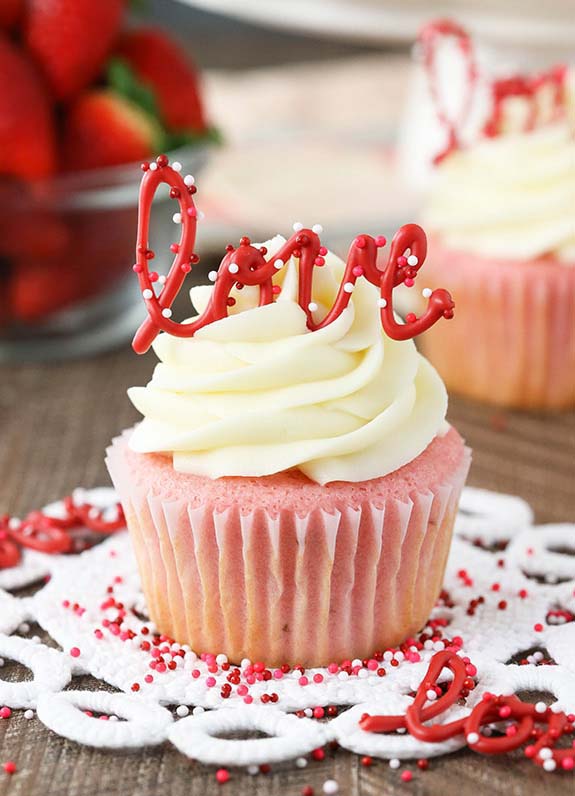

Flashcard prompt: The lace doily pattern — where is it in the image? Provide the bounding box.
[0,486,573,768]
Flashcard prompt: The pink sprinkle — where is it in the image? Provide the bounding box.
[352,266,364,277]
[206,677,216,688]
[299,676,309,686]
[313,674,324,684]
[273,669,284,680]
[367,659,379,671]
[192,669,201,679]
[327,663,339,674]
[0,707,11,719]
[404,278,414,287]
[375,235,387,247]
[70,647,81,658]
[243,695,253,704]
[401,770,413,783]
[534,623,544,632]
[237,685,248,696]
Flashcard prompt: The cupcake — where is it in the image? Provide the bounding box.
[106,155,470,666]
[412,21,575,410]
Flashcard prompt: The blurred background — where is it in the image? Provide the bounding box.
[0,0,573,361]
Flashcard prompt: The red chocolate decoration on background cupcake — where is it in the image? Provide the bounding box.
[131,155,454,354]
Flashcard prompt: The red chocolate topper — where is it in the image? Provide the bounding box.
[419,19,569,162]
[131,156,454,354]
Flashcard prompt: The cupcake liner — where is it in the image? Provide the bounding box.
[107,437,470,667]
[419,241,575,409]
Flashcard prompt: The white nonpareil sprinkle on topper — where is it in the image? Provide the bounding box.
[142,289,153,300]
[184,175,195,186]
[208,271,218,282]
[312,224,323,234]
[377,298,387,308]
[274,259,284,270]
[171,162,182,172]
[172,213,182,224]
[228,263,239,274]
[422,288,432,298]
[292,222,304,232]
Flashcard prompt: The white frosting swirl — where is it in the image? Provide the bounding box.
[128,239,448,484]
[424,121,575,261]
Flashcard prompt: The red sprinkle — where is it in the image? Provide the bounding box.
[2,761,16,775]
[70,647,81,658]
[215,768,230,784]
[401,770,413,782]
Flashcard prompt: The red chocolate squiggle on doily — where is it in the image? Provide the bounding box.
[0,497,125,569]
[361,650,575,772]
[131,156,454,353]
[419,20,569,162]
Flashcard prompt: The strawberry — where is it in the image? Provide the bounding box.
[24,0,124,101]
[0,35,56,179]
[9,257,93,323]
[62,89,162,171]
[115,28,206,134]
[0,0,24,30]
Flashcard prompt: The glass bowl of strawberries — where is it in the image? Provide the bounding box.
[0,2,217,362]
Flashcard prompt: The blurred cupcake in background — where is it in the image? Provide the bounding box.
[404,20,575,410]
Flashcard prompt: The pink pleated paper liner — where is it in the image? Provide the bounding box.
[419,240,575,410]
[106,434,470,667]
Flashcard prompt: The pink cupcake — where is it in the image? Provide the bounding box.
[412,22,575,410]
[107,156,469,666]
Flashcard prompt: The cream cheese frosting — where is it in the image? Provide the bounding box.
[424,120,575,261]
[128,239,448,484]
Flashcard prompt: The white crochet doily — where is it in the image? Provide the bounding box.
[1,486,574,767]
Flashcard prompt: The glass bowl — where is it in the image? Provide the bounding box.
[0,144,211,363]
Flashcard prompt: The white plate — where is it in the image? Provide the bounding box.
[175,0,575,51]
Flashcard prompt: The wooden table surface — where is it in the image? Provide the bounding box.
[0,326,573,796]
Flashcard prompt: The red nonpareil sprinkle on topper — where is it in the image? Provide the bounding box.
[131,157,454,354]
[2,761,17,775]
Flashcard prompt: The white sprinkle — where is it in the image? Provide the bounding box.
[158,274,167,285]
[274,259,284,270]
[176,705,189,718]
[304,708,313,718]
[184,174,195,186]
[407,255,419,266]
[0,658,4,667]
[308,302,318,312]
[383,651,394,661]
[208,271,218,282]
[395,651,405,662]
[293,222,304,232]
[161,308,172,319]
[550,703,563,713]
[149,162,158,171]
[172,212,182,224]
[19,623,30,634]
[228,263,239,274]
[31,636,41,644]
[343,282,354,293]
[543,759,556,772]
[539,747,553,759]
[24,710,34,720]
[426,689,437,701]
[312,224,323,234]
[108,715,119,722]
[396,727,407,734]
[422,287,432,298]
[466,732,480,744]
[247,765,259,775]
[216,654,228,665]
[171,161,182,172]
[142,289,153,300]
[323,780,339,795]
[337,671,349,681]
[358,669,369,679]
[377,297,387,308]
[535,702,547,714]
[389,758,400,769]
[192,706,205,716]
[296,757,308,769]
